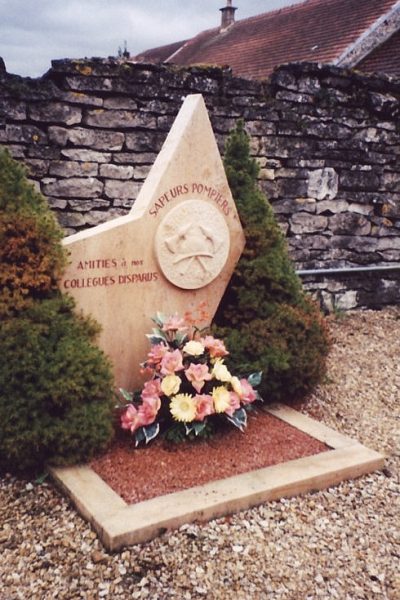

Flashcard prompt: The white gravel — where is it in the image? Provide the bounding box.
[1,307,399,599]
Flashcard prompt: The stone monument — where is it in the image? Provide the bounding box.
[60,94,245,391]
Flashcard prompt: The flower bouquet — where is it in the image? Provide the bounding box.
[119,309,262,446]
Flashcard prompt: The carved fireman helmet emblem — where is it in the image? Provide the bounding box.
[155,200,230,289]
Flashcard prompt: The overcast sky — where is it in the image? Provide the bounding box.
[0,1,304,78]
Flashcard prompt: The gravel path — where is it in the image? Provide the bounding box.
[1,307,399,599]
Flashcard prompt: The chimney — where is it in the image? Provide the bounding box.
[220,1,237,31]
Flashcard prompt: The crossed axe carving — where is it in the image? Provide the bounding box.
[165,223,222,277]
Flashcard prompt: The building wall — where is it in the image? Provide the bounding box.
[1,58,399,311]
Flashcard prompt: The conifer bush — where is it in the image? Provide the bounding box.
[0,150,65,317]
[214,122,330,401]
[0,150,115,472]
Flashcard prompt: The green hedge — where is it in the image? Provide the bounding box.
[214,122,330,401]
[0,150,115,472]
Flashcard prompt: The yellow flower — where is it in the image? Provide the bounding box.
[231,376,243,396]
[170,394,197,422]
[212,359,232,383]
[161,374,181,397]
[212,386,231,413]
[183,340,204,356]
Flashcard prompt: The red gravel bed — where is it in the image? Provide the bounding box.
[91,409,330,505]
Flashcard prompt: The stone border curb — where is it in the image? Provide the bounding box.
[50,403,385,551]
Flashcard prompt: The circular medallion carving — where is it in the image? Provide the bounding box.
[155,200,230,289]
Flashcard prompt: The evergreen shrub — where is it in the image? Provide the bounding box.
[0,150,115,472]
[214,122,330,401]
[0,150,65,317]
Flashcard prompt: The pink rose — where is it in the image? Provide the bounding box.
[121,404,144,433]
[185,363,212,393]
[202,335,229,358]
[225,392,241,416]
[147,343,168,366]
[160,349,184,375]
[195,394,215,421]
[240,378,257,404]
[141,378,162,400]
[139,395,161,425]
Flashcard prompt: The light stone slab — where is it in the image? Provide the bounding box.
[60,95,245,391]
[50,404,385,552]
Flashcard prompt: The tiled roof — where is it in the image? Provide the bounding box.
[135,0,399,80]
[138,39,188,64]
[358,30,400,76]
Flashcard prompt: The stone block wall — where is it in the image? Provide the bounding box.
[0,57,399,311]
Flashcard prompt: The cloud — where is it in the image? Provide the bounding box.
[0,0,300,77]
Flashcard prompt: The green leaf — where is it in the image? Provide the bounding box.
[193,421,207,436]
[184,421,207,437]
[165,423,186,443]
[175,331,189,347]
[247,371,262,387]
[143,422,160,444]
[152,327,168,340]
[146,334,167,345]
[133,389,142,402]
[119,387,133,403]
[135,423,160,446]
[152,312,167,328]
[255,390,263,402]
[226,407,247,432]
[34,471,49,485]
[134,427,146,447]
